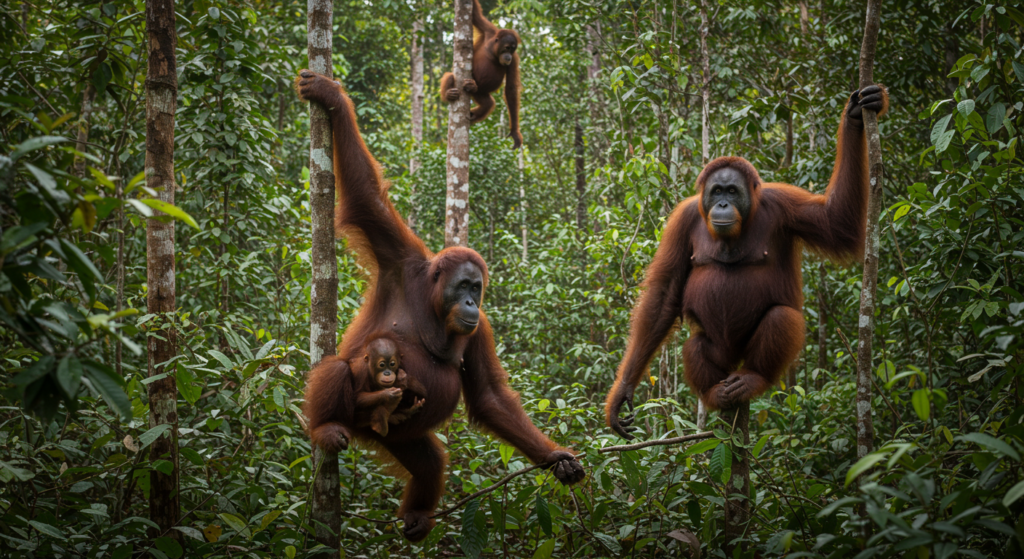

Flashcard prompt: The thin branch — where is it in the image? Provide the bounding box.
[431,455,582,518]
[598,431,714,453]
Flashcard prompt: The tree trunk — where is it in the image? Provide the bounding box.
[409,17,425,232]
[855,0,882,463]
[144,0,179,537]
[722,403,751,554]
[574,118,586,236]
[74,84,96,178]
[306,0,341,547]
[799,1,809,35]
[783,107,794,167]
[519,148,527,263]
[817,262,828,388]
[444,0,473,249]
[699,0,711,165]
[696,0,712,431]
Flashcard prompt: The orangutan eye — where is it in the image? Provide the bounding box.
[728,187,737,194]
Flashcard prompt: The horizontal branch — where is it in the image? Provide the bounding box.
[598,431,715,454]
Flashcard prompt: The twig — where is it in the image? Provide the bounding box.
[598,431,714,453]
[431,455,584,519]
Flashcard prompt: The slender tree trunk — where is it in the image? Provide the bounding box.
[519,148,527,263]
[696,0,712,431]
[855,0,882,463]
[722,403,751,554]
[445,0,473,248]
[144,0,179,537]
[409,17,425,231]
[783,107,794,167]
[799,1,809,35]
[116,180,125,379]
[574,118,586,236]
[74,84,96,178]
[817,262,828,388]
[699,0,711,165]
[306,0,341,547]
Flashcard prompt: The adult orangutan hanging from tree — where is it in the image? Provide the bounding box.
[605,85,889,439]
[295,70,584,542]
[440,0,522,149]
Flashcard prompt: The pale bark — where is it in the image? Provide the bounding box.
[409,17,425,231]
[144,0,179,537]
[519,148,527,263]
[306,0,341,547]
[855,0,882,462]
[696,0,712,430]
[699,0,711,165]
[444,0,473,248]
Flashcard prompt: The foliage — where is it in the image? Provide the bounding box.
[2,0,1024,557]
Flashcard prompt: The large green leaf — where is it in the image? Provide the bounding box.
[535,493,552,536]
[460,499,486,559]
[140,199,200,230]
[710,443,732,484]
[845,453,886,487]
[957,433,1021,461]
[82,360,131,421]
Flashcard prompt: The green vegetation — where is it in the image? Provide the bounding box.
[2,0,1023,557]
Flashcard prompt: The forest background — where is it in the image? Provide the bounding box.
[2,0,1024,557]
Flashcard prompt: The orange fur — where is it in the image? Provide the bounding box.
[296,69,581,542]
[606,87,888,423]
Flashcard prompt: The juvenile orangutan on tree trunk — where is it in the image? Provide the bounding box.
[295,70,584,542]
[605,85,889,439]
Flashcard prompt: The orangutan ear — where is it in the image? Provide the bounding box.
[364,354,369,363]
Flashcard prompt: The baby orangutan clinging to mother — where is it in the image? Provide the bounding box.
[354,336,426,437]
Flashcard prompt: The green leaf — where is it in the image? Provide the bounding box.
[620,451,642,493]
[60,239,103,297]
[710,443,732,484]
[254,339,276,360]
[175,363,201,405]
[987,103,1006,134]
[535,493,552,536]
[752,435,770,459]
[1014,61,1024,84]
[259,510,282,531]
[683,439,719,456]
[208,350,235,370]
[217,513,251,539]
[1004,481,1024,508]
[138,424,171,448]
[83,361,131,421]
[935,129,956,153]
[912,389,931,420]
[593,532,622,554]
[930,114,952,146]
[845,453,886,486]
[152,459,174,475]
[57,355,83,398]
[29,520,65,539]
[957,99,975,116]
[460,499,486,559]
[499,443,514,467]
[140,199,200,230]
[957,433,1021,460]
[11,136,66,161]
[532,539,556,559]
[180,448,204,466]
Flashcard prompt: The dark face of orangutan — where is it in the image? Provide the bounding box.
[702,167,751,239]
[443,261,484,335]
[497,35,517,66]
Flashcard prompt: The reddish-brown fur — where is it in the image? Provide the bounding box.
[606,88,888,425]
[295,70,582,542]
[440,0,522,148]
